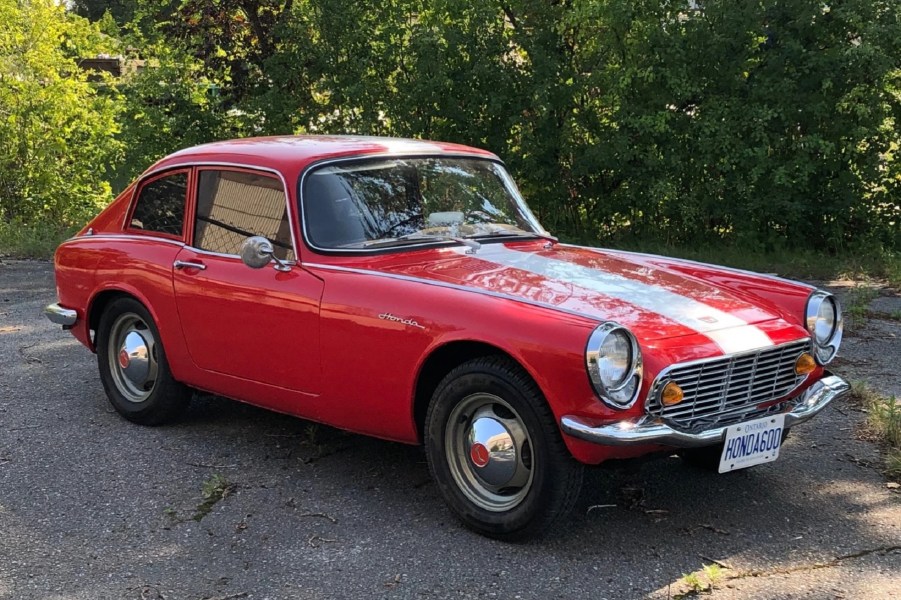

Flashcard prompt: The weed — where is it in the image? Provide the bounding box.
[854,382,901,481]
[682,572,706,594]
[702,564,724,585]
[844,285,879,329]
[192,473,235,521]
[676,562,727,597]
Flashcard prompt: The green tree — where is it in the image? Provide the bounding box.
[0,0,122,225]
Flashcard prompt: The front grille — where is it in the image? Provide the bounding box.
[646,339,810,430]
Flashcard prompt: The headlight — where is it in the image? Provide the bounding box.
[586,323,642,409]
[805,291,842,364]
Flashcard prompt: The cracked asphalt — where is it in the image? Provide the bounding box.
[1,259,899,600]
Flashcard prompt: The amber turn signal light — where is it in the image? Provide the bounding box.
[795,352,816,375]
[661,381,684,406]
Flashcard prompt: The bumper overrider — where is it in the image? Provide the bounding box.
[560,374,849,448]
[44,302,77,327]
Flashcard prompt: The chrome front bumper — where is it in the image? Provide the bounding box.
[560,374,850,449]
[44,303,77,327]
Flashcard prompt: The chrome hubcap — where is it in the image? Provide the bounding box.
[446,394,534,512]
[107,314,158,403]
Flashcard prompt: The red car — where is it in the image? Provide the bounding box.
[46,136,848,539]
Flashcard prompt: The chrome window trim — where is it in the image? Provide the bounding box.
[183,245,298,266]
[120,167,192,236]
[304,262,602,323]
[643,337,813,414]
[133,162,299,260]
[297,153,546,256]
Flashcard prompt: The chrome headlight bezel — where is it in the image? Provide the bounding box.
[585,322,643,409]
[805,291,843,365]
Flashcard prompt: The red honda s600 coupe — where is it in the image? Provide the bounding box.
[46,136,848,538]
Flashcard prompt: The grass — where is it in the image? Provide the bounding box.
[0,220,78,260]
[852,382,901,480]
[844,285,881,329]
[676,563,726,597]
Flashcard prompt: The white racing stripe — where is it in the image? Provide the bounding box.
[473,245,773,354]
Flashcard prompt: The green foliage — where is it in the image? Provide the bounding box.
[250,0,901,254]
[0,219,78,259]
[0,0,122,226]
[111,44,242,189]
[3,0,900,262]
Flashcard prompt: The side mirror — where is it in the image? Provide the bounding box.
[240,236,290,272]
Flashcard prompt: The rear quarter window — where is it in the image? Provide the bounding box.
[129,172,188,238]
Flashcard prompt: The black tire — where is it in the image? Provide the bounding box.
[96,297,190,425]
[679,428,791,471]
[424,356,583,540]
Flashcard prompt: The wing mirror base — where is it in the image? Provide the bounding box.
[240,236,291,272]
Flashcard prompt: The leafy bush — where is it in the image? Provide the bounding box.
[0,0,122,226]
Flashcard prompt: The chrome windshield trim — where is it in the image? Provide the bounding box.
[297,153,545,256]
[561,374,849,447]
[303,262,601,323]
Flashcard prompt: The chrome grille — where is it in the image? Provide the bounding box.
[646,339,811,430]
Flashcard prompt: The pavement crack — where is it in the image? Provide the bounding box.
[732,545,901,580]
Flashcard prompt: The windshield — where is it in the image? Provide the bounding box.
[300,157,547,250]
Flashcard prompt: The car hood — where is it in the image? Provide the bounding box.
[366,242,805,353]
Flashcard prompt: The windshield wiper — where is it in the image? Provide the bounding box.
[349,233,482,253]
[467,229,558,244]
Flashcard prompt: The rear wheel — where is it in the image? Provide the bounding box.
[96,297,190,425]
[424,356,583,540]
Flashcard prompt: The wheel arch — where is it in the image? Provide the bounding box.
[412,340,542,443]
[87,288,155,350]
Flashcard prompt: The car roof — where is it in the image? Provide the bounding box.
[149,135,499,176]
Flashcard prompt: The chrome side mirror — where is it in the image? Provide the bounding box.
[240,236,290,272]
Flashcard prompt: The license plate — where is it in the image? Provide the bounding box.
[719,414,786,473]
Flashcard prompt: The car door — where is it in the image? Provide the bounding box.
[172,166,323,395]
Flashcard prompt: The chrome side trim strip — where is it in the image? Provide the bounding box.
[45,303,77,327]
[560,374,849,448]
[304,262,601,323]
[62,234,187,247]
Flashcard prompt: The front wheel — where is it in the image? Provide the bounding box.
[424,357,583,540]
[96,297,190,425]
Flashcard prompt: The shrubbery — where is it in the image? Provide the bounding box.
[2,0,899,258]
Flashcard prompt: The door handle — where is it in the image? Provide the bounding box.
[174,260,207,271]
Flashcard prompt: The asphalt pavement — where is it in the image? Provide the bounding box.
[1,259,899,600]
